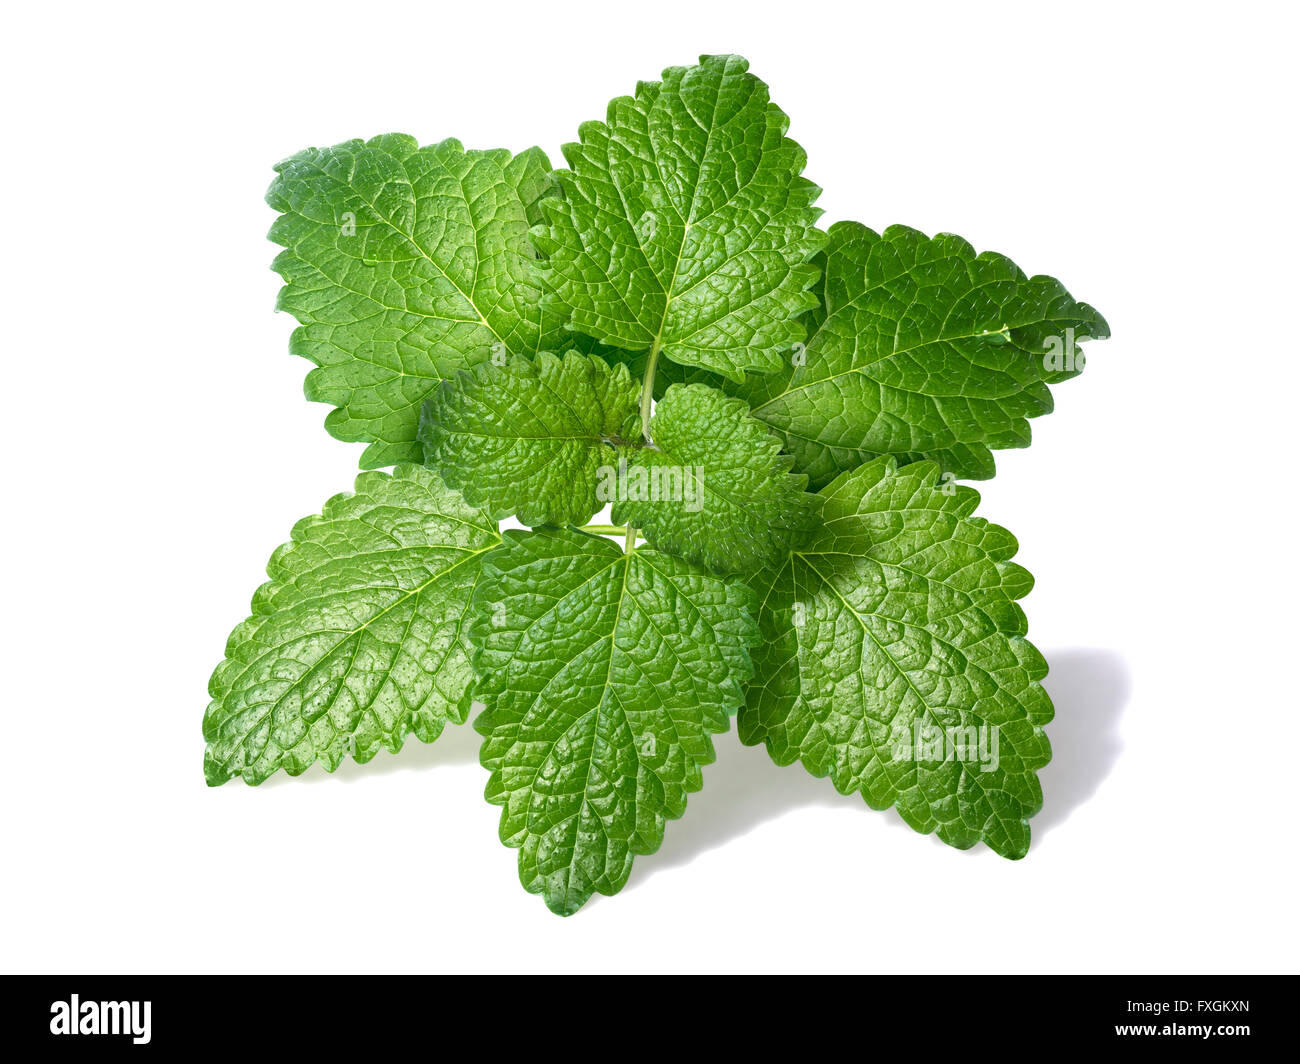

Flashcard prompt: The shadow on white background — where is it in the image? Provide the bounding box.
[631,645,1130,887]
[1035,647,1130,834]
[258,649,1130,869]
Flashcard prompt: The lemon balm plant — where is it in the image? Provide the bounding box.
[204,55,1108,915]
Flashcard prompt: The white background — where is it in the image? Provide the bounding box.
[2,0,1297,973]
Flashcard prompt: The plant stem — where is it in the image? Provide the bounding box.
[638,337,661,442]
[579,524,628,536]
[625,336,662,555]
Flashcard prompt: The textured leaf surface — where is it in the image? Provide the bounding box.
[504,146,559,227]
[534,54,825,381]
[733,222,1110,484]
[268,135,564,467]
[204,466,499,785]
[419,351,640,527]
[472,528,758,914]
[611,383,821,574]
[740,458,1051,857]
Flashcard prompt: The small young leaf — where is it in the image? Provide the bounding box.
[472,528,758,915]
[504,145,560,227]
[534,54,825,380]
[204,466,499,785]
[268,135,564,467]
[740,457,1050,857]
[733,222,1110,484]
[419,351,641,527]
[610,383,822,574]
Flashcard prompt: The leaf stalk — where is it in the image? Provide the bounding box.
[625,336,663,553]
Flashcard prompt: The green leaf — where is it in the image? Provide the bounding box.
[419,351,641,527]
[739,457,1051,857]
[733,222,1110,484]
[204,465,500,785]
[504,146,560,227]
[472,528,758,914]
[268,135,565,468]
[534,54,825,381]
[609,383,822,574]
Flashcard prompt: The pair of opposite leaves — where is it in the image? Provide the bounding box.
[205,54,1107,915]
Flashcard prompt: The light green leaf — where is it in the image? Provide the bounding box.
[472,528,758,914]
[610,383,821,574]
[534,54,825,381]
[268,135,565,468]
[739,457,1051,857]
[504,145,560,227]
[204,465,500,785]
[733,222,1110,484]
[419,351,641,527]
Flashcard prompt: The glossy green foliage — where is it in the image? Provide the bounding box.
[204,466,499,784]
[211,53,1108,914]
[740,458,1050,856]
[268,136,565,467]
[534,55,825,380]
[612,383,821,573]
[472,529,757,914]
[733,222,1110,484]
[419,351,640,528]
